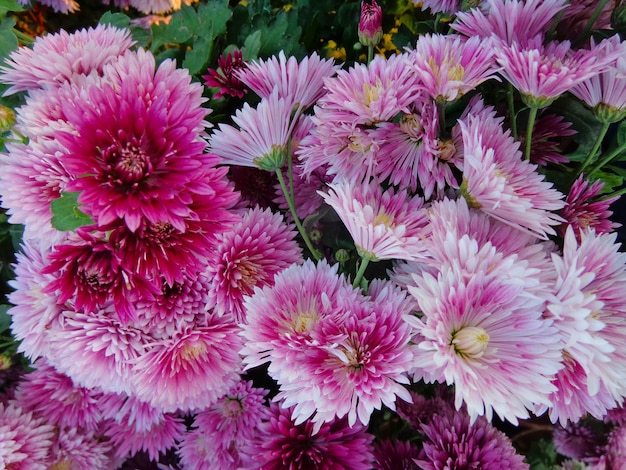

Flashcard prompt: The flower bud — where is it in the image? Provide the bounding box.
[358,0,383,48]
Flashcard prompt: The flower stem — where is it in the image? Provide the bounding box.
[367,45,374,65]
[524,106,538,160]
[579,121,611,176]
[507,82,518,141]
[589,141,626,177]
[275,169,322,261]
[600,185,626,201]
[352,256,371,289]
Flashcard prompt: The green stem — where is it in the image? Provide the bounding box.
[434,13,442,33]
[524,106,538,160]
[579,121,611,176]
[589,141,626,177]
[577,0,609,45]
[507,82,518,141]
[367,45,373,65]
[352,256,371,289]
[275,169,321,261]
[600,185,626,201]
[11,28,34,45]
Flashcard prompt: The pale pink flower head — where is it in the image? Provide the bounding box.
[240,259,363,382]
[495,38,617,108]
[57,48,216,234]
[358,0,383,47]
[237,50,340,109]
[17,0,78,13]
[416,0,460,15]
[0,401,54,470]
[203,49,248,99]
[205,206,303,322]
[48,426,113,470]
[208,90,295,171]
[0,24,134,95]
[453,0,568,47]
[459,104,565,239]
[129,316,243,413]
[560,175,620,239]
[320,179,431,262]
[408,235,562,424]
[407,34,500,103]
[177,380,269,470]
[275,279,414,430]
[244,402,375,470]
[417,412,529,470]
[570,36,626,123]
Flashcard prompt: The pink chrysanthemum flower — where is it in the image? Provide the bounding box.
[417,412,529,470]
[276,279,414,429]
[205,206,302,322]
[373,439,421,470]
[43,230,158,324]
[48,426,113,470]
[208,91,296,171]
[16,0,79,13]
[14,360,102,432]
[128,0,192,14]
[298,53,422,182]
[560,175,620,239]
[244,402,375,470]
[408,235,562,424]
[407,34,500,103]
[45,309,149,394]
[416,0,460,15]
[358,0,383,47]
[459,104,565,239]
[129,316,243,413]
[495,38,617,108]
[240,259,363,384]
[570,35,626,123]
[177,380,269,470]
[557,0,613,41]
[0,24,134,95]
[237,50,340,109]
[0,402,54,470]
[553,420,608,463]
[203,49,248,99]
[544,227,626,423]
[7,242,64,361]
[57,48,213,234]
[453,0,568,47]
[320,179,430,261]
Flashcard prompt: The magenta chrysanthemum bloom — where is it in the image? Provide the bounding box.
[177,380,269,470]
[373,439,420,470]
[205,206,303,322]
[129,317,243,413]
[48,426,113,470]
[0,24,134,95]
[320,179,430,261]
[237,50,340,110]
[44,309,149,394]
[208,91,295,171]
[417,412,529,470]
[358,0,383,47]
[459,103,565,239]
[240,259,362,377]
[276,279,414,428]
[495,38,617,108]
[0,402,54,470]
[570,36,626,122]
[408,235,562,424]
[57,48,212,233]
[453,0,568,47]
[560,175,620,239]
[14,360,102,431]
[203,49,248,99]
[553,420,608,463]
[7,242,64,361]
[244,402,375,470]
[407,34,500,103]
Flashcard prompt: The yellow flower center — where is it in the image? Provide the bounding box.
[372,211,394,228]
[292,311,318,334]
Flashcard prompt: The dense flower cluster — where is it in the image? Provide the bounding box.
[1,0,626,468]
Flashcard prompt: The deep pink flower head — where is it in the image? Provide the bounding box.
[359,0,383,47]
[203,49,248,99]
[236,50,340,110]
[0,401,54,470]
[553,420,608,463]
[453,0,568,47]
[243,402,375,470]
[417,412,529,470]
[57,48,214,234]
[407,34,500,103]
[521,113,574,166]
[560,175,620,239]
[373,439,421,470]
[0,24,134,95]
[47,426,113,469]
[205,206,303,323]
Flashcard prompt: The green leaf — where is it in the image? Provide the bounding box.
[0,17,18,65]
[258,10,302,57]
[242,30,262,60]
[0,304,10,335]
[0,0,23,15]
[50,192,94,232]
[99,11,131,29]
[183,34,212,75]
[616,119,626,147]
[151,4,197,52]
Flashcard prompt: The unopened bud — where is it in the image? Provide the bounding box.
[358,0,383,48]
